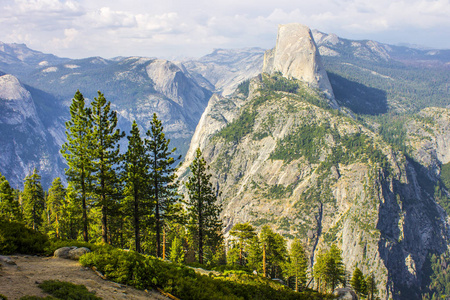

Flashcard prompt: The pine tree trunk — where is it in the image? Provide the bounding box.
[198,175,203,265]
[134,187,141,253]
[81,172,88,242]
[102,201,108,244]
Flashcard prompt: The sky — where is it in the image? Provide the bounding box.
[1,0,450,60]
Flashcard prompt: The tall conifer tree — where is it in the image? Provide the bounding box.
[123,120,148,253]
[0,172,22,221]
[46,177,66,238]
[90,91,124,244]
[22,169,45,231]
[146,113,180,258]
[61,90,93,242]
[185,148,222,264]
[286,239,308,292]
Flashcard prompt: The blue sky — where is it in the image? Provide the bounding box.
[1,0,449,59]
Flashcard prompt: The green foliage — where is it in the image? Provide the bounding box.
[80,246,332,300]
[237,80,250,97]
[260,225,288,279]
[0,218,48,254]
[314,245,346,293]
[46,178,66,239]
[350,267,367,297]
[146,113,181,258]
[38,280,101,300]
[440,162,450,191]
[170,236,185,264]
[285,239,308,292]
[422,251,450,299]
[122,120,148,253]
[366,113,408,152]
[90,91,125,244]
[216,109,257,143]
[61,90,93,242]
[229,223,256,266]
[263,72,298,94]
[22,169,45,231]
[270,125,329,163]
[186,148,223,265]
[0,294,6,300]
[323,56,450,113]
[0,172,22,222]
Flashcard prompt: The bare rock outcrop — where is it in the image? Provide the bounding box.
[262,23,337,108]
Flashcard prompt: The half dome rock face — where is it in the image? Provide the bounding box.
[0,74,37,125]
[263,23,338,108]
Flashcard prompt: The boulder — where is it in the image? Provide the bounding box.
[0,255,16,265]
[54,246,75,259]
[54,246,90,260]
[68,247,90,260]
[333,288,358,300]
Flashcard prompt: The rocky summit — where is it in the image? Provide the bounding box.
[263,23,337,108]
[179,23,450,299]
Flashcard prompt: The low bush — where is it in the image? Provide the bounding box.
[0,218,48,255]
[80,247,333,300]
[38,280,101,300]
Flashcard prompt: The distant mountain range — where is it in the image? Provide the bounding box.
[0,29,449,189]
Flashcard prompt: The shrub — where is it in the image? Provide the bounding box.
[38,280,101,300]
[0,218,48,255]
[80,246,333,300]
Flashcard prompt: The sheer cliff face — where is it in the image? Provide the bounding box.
[180,74,449,299]
[0,74,65,188]
[262,24,337,108]
[179,24,450,299]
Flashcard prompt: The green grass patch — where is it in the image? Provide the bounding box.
[38,280,101,300]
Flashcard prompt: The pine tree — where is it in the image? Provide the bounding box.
[146,113,180,258]
[350,267,367,298]
[314,249,327,292]
[229,222,256,266]
[22,169,45,231]
[260,225,287,278]
[286,239,307,292]
[247,236,263,273]
[170,236,185,263]
[0,172,22,221]
[185,148,223,264]
[63,183,83,239]
[325,244,346,291]
[365,274,378,300]
[61,90,93,242]
[123,120,148,253]
[46,177,66,238]
[90,91,124,244]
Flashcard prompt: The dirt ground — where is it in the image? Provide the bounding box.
[0,255,169,300]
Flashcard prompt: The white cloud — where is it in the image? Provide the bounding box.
[0,0,449,59]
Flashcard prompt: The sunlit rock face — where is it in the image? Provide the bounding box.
[263,23,337,108]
